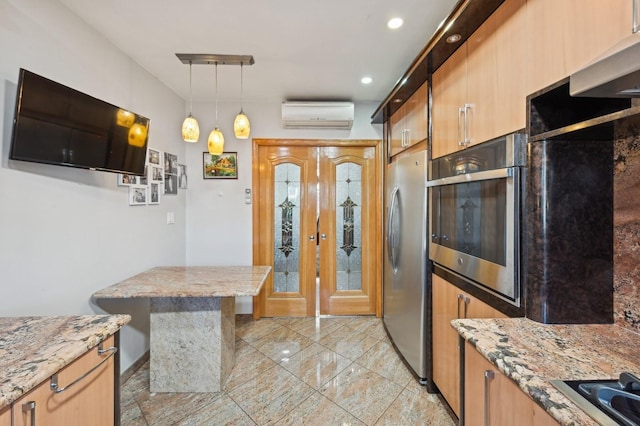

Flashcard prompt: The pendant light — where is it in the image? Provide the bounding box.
[181,61,200,143]
[208,63,224,155]
[233,62,250,139]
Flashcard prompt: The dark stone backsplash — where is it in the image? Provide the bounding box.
[614,115,640,333]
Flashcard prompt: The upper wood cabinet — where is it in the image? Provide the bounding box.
[389,81,428,157]
[526,0,633,95]
[432,0,526,159]
[12,335,116,426]
[432,274,507,417]
[0,406,9,426]
[464,340,558,426]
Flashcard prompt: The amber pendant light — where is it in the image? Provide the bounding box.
[233,62,250,139]
[181,62,200,143]
[208,63,224,155]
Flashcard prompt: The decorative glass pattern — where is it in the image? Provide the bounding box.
[335,162,362,291]
[273,163,301,293]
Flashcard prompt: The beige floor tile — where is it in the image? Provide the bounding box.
[227,364,315,424]
[135,391,224,425]
[284,317,346,341]
[251,326,314,362]
[235,317,285,344]
[280,342,353,389]
[320,364,404,425]
[375,388,456,426]
[175,393,256,426]
[224,339,277,391]
[273,391,365,426]
[355,339,414,388]
[319,325,382,360]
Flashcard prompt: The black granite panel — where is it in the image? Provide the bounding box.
[525,139,614,323]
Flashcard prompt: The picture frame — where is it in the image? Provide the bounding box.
[165,152,178,174]
[150,165,163,183]
[164,174,178,195]
[128,185,147,205]
[178,164,188,189]
[117,173,138,186]
[148,183,160,205]
[203,152,238,179]
[148,148,161,165]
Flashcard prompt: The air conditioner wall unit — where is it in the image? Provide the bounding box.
[281,101,354,129]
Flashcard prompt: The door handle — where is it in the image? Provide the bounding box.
[484,370,495,426]
[456,294,463,318]
[22,401,36,426]
[463,295,470,318]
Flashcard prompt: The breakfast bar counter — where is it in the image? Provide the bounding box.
[92,266,271,393]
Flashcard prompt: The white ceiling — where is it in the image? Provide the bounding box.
[58,0,458,105]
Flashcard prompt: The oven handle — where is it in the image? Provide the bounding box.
[426,167,514,187]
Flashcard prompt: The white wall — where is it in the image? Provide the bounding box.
[0,0,186,372]
[184,100,383,312]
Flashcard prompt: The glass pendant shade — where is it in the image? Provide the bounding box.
[234,111,250,139]
[208,128,224,155]
[182,115,200,142]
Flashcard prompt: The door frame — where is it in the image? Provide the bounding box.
[252,138,383,319]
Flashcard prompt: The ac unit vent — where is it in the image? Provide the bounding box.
[281,102,354,129]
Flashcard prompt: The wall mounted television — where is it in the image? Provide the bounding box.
[10,68,149,175]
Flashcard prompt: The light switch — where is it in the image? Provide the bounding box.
[167,212,175,224]
[244,188,252,204]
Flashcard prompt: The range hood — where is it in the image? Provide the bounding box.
[570,33,640,97]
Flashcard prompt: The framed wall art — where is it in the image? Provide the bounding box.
[203,152,238,179]
[129,185,147,205]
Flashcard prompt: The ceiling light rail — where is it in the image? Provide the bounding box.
[176,54,254,66]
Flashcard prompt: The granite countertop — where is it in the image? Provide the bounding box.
[0,314,130,409]
[91,266,272,300]
[453,317,640,425]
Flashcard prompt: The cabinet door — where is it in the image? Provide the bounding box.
[526,0,632,95]
[389,106,405,157]
[405,81,428,147]
[464,341,558,426]
[432,274,462,416]
[0,406,9,426]
[432,44,467,159]
[466,0,526,145]
[13,335,115,426]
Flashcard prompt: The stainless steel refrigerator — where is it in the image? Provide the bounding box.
[383,149,431,388]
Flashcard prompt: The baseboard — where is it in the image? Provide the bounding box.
[120,350,150,383]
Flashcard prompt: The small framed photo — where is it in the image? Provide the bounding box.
[148,183,160,205]
[164,174,178,195]
[139,165,148,186]
[117,173,138,186]
[128,185,147,205]
[178,164,188,189]
[148,148,161,165]
[150,165,163,183]
[165,153,178,174]
[203,152,238,179]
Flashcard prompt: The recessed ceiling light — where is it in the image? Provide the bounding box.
[446,34,462,44]
[361,76,373,85]
[387,17,403,29]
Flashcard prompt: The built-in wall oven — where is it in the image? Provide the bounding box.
[427,133,527,306]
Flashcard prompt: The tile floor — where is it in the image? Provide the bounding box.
[120,315,456,425]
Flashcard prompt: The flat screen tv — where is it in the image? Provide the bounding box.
[10,68,149,175]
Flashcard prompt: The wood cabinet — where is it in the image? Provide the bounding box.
[12,335,116,426]
[432,0,526,159]
[0,406,10,426]
[526,0,633,95]
[389,81,428,157]
[432,274,507,417]
[464,340,558,426]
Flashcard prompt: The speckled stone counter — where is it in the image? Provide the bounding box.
[453,317,640,425]
[0,315,130,409]
[92,266,271,393]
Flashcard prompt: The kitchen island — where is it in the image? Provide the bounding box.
[0,315,130,422]
[453,317,640,425]
[91,266,271,393]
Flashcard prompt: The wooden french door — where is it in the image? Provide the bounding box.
[252,139,381,317]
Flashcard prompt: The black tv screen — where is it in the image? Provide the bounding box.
[10,68,149,175]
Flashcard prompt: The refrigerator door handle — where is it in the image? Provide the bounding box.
[387,186,400,271]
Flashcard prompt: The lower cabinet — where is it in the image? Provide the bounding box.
[0,406,10,426]
[464,340,558,426]
[432,274,506,417]
[12,334,116,426]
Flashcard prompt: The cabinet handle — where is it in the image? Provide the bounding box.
[458,107,465,147]
[462,103,472,147]
[456,293,464,318]
[484,370,495,426]
[50,343,117,394]
[634,0,639,34]
[404,129,410,146]
[22,401,36,426]
[463,295,470,318]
